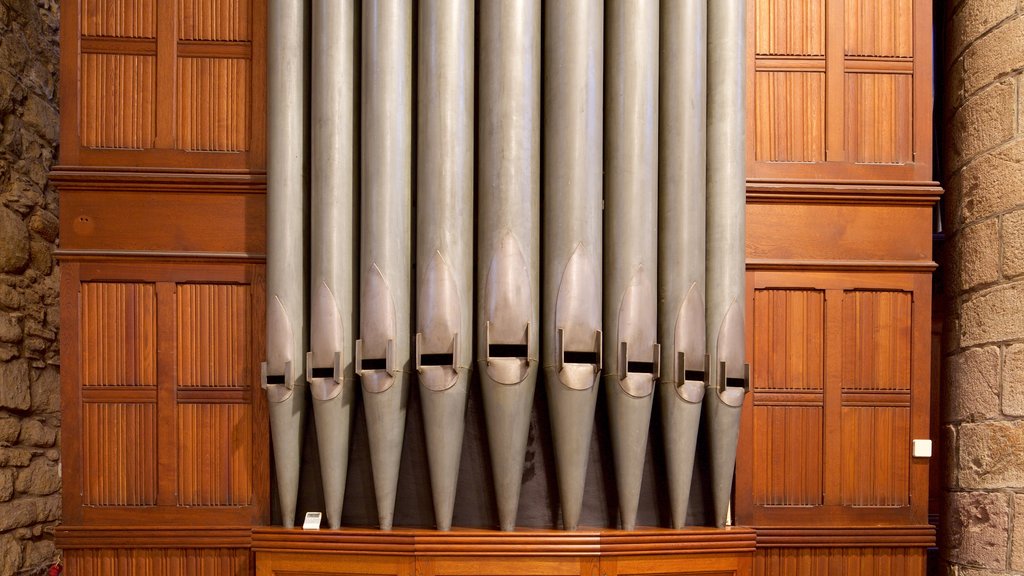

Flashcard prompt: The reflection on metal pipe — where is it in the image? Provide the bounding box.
[417,0,474,532]
[478,0,541,532]
[604,0,660,532]
[263,0,307,530]
[357,0,412,531]
[307,0,357,531]
[706,0,749,528]
[658,0,706,530]
[542,0,603,532]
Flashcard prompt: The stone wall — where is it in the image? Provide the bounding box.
[942,1,1024,575]
[0,0,61,575]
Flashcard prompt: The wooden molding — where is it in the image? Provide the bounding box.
[746,180,942,205]
[57,526,253,549]
[754,526,936,548]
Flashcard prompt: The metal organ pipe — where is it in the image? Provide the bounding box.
[478,0,541,532]
[706,0,750,528]
[357,0,412,532]
[542,0,603,532]
[416,0,474,532]
[658,0,707,530]
[263,0,307,530]
[604,0,661,531]
[307,0,357,531]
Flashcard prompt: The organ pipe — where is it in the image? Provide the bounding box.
[478,0,542,532]
[263,0,307,530]
[542,0,604,532]
[416,0,474,532]
[357,0,412,532]
[604,0,661,532]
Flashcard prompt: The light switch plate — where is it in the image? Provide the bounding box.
[303,511,322,530]
[912,439,932,458]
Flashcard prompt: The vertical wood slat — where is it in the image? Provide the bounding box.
[754,0,825,56]
[844,73,913,165]
[177,284,251,387]
[840,406,910,507]
[752,289,825,390]
[844,0,913,58]
[80,54,157,149]
[81,282,157,386]
[66,548,249,576]
[82,402,157,506]
[755,547,924,576]
[176,58,252,152]
[842,290,912,390]
[177,403,253,506]
[753,405,824,506]
[178,0,251,40]
[754,72,826,163]
[82,0,157,38]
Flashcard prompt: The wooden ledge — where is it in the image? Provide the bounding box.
[56,525,253,549]
[754,525,936,548]
[746,180,942,205]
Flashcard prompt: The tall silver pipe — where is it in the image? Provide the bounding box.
[658,0,706,530]
[542,0,603,532]
[604,0,660,531]
[357,0,412,531]
[263,0,307,530]
[706,0,749,528]
[308,0,357,531]
[416,0,474,532]
[478,0,541,532]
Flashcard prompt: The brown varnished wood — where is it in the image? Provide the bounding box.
[754,547,925,576]
[65,547,250,576]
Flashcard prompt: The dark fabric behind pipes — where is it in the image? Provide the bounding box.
[271,370,715,529]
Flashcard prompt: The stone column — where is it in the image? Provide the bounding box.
[942,3,1024,574]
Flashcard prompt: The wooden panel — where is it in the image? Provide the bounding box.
[60,190,266,255]
[177,57,251,151]
[82,402,157,506]
[81,53,156,149]
[177,403,253,506]
[754,0,825,56]
[608,554,751,576]
[178,0,251,41]
[81,282,157,386]
[752,289,824,390]
[840,406,910,507]
[177,284,251,387]
[82,0,156,38]
[842,291,912,391]
[255,552,414,576]
[753,406,823,506]
[754,546,925,576]
[422,557,592,576]
[754,72,825,162]
[845,73,913,164]
[66,547,249,576]
[844,0,913,58]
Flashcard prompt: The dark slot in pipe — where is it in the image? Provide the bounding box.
[564,351,599,365]
[420,353,455,367]
[310,367,335,379]
[362,358,388,371]
[627,361,656,374]
[725,376,746,388]
[684,370,705,382]
[265,374,286,385]
[489,344,529,358]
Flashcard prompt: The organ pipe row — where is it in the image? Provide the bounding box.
[263,0,748,532]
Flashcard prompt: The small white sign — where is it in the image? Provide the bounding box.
[912,439,932,458]
[302,511,322,530]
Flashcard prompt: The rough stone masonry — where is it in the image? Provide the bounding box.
[0,0,61,575]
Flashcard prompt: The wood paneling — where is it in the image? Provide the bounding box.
[82,0,156,38]
[753,406,823,506]
[844,0,913,58]
[845,73,913,164]
[81,53,156,149]
[755,546,925,576]
[840,407,910,507]
[754,0,825,56]
[755,72,826,162]
[177,403,253,506]
[65,548,249,576]
[177,284,251,387]
[753,290,824,390]
[842,291,912,391]
[81,282,157,387]
[81,402,157,506]
[177,57,251,152]
[178,0,251,41]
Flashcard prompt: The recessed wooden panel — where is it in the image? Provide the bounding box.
[178,0,251,41]
[753,406,824,506]
[755,546,925,576]
[842,291,912,391]
[177,403,253,506]
[844,0,913,58]
[177,57,251,151]
[82,0,156,38]
[753,289,825,390]
[81,282,157,386]
[81,53,156,149]
[66,547,249,576]
[754,0,825,56]
[845,73,913,164]
[177,284,251,387]
[840,406,910,507]
[755,72,826,163]
[82,402,157,506]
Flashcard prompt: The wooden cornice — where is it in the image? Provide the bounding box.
[50,167,266,194]
[746,180,943,205]
[56,526,254,549]
[754,526,936,548]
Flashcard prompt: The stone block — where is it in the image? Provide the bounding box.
[959,218,1001,289]
[0,417,18,444]
[0,447,30,467]
[0,494,59,531]
[26,210,56,243]
[950,80,1017,172]
[15,458,59,496]
[943,425,959,489]
[1004,344,1024,416]
[1003,209,1024,278]
[0,359,29,411]
[0,283,21,311]
[0,313,19,344]
[959,420,1024,488]
[0,534,22,576]
[961,280,1024,346]
[29,366,57,414]
[1013,493,1024,571]
[17,419,53,448]
[0,207,28,274]
[945,346,1001,421]
[948,0,1019,65]
[963,14,1024,96]
[20,539,54,571]
[943,491,1010,569]
[0,468,14,502]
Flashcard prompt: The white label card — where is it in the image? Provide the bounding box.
[302,511,322,530]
